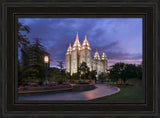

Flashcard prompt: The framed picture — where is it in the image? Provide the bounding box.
[0,0,159,118]
[17,17,143,103]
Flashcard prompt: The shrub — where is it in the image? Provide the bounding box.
[30,83,37,87]
[78,82,89,84]
[18,86,24,89]
[89,82,94,85]
[24,85,31,89]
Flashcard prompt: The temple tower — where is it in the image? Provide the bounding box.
[79,35,92,70]
[71,32,81,74]
[101,51,108,72]
[92,49,101,74]
[65,43,72,73]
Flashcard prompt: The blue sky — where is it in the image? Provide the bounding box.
[18,18,142,68]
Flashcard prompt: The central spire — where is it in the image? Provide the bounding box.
[85,34,87,41]
[76,32,79,41]
[73,32,81,50]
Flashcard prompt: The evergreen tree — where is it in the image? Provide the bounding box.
[47,67,60,82]
[78,62,89,80]
[20,38,49,85]
[17,22,30,48]
[18,22,30,86]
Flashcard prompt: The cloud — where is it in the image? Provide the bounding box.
[18,18,142,68]
[106,51,142,60]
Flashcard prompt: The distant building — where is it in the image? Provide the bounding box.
[65,32,108,75]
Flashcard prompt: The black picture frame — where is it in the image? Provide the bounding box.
[0,0,159,118]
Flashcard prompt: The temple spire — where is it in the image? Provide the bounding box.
[73,32,81,50]
[66,43,72,55]
[69,43,71,48]
[76,32,79,41]
[94,48,100,60]
[101,51,107,60]
[85,34,87,41]
[82,34,91,50]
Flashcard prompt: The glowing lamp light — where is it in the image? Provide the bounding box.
[44,56,49,63]
[107,70,110,74]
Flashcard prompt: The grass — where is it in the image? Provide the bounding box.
[91,85,143,101]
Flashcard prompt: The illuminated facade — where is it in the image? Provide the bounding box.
[65,32,108,75]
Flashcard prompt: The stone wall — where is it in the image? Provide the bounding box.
[72,84,96,91]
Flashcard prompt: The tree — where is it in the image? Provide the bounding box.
[66,72,72,80]
[18,60,23,86]
[78,62,90,80]
[125,64,137,77]
[136,65,142,79]
[71,73,80,80]
[56,61,66,83]
[31,38,48,84]
[18,22,31,86]
[120,69,127,84]
[109,63,142,84]
[20,38,49,85]
[98,72,107,83]
[88,70,97,80]
[109,63,125,83]
[18,22,30,48]
[121,64,138,83]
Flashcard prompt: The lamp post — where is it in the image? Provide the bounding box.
[44,56,49,85]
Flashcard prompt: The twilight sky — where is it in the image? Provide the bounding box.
[18,18,142,68]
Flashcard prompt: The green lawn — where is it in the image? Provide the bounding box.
[91,85,143,101]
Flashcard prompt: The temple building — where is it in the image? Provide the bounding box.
[65,32,108,75]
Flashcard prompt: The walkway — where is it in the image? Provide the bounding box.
[18,84,119,101]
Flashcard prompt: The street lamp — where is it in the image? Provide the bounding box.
[44,56,49,85]
[107,70,110,74]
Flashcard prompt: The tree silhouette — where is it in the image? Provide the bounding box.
[20,38,49,85]
[57,61,64,72]
[98,72,107,83]
[109,62,125,83]
[109,63,142,84]
[88,70,97,80]
[78,62,90,80]
[17,22,30,48]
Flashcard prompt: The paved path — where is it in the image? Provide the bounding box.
[18,84,119,101]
